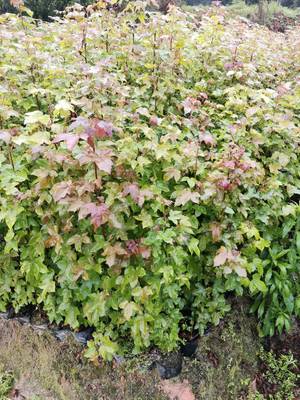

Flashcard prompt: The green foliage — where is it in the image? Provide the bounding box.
[227,0,300,32]
[0,2,300,360]
[227,0,300,19]
[0,0,93,20]
[249,349,299,400]
[0,368,14,400]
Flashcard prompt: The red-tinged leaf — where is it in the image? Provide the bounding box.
[199,133,215,146]
[217,179,232,191]
[87,135,95,149]
[0,130,11,144]
[175,189,200,206]
[75,181,96,196]
[77,148,113,174]
[10,0,24,8]
[164,167,181,182]
[53,133,86,151]
[68,116,90,131]
[222,160,236,169]
[149,115,161,126]
[126,240,139,255]
[90,119,114,138]
[182,97,201,114]
[214,246,228,267]
[123,183,140,203]
[139,246,151,259]
[78,202,109,229]
[102,243,127,267]
[68,198,84,212]
[95,150,113,174]
[210,223,222,242]
[51,181,73,202]
[199,92,208,101]
[138,189,154,207]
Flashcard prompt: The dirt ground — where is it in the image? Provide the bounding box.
[0,299,299,400]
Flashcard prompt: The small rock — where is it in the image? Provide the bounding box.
[15,316,31,325]
[113,355,126,365]
[156,352,183,379]
[0,312,10,320]
[160,379,195,400]
[53,329,73,341]
[32,324,49,333]
[73,327,94,345]
[180,338,198,358]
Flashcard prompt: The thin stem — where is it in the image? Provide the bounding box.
[8,144,15,171]
[94,162,98,180]
[195,139,200,175]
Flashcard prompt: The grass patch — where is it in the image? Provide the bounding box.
[227,0,300,19]
[0,319,167,400]
[0,367,14,400]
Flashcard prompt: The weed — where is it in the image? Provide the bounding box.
[0,367,14,400]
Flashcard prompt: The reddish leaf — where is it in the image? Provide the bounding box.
[90,119,114,138]
[10,0,24,8]
[78,202,109,229]
[53,133,88,151]
[175,189,200,206]
[139,246,151,259]
[210,223,222,242]
[199,133,215,146]
[68,116,90,131]
[149,115,160,126]
[123,183,140,203]
[51,181,73,202]
[217,179,232,191]
[77,148,113,174]
[102,242,127,266]
[0,130,11,144]
[182,97,201,114]
[222,160,236,169]
[214,247,228,267]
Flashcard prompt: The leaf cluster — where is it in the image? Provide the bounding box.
[0,3,300,359]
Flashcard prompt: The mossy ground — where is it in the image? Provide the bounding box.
[0,319,167,400]
[0,299,299,399]
[180,298,260,400]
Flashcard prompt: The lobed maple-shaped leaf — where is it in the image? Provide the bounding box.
[163,167,181,182]
[199,133,216,146]
[51,181,73,202]
[123,183,139,202]
[10,0,24,8]
[123,183,153,207]
[0,130,11,144]
[102,242,127,267]
[78,202,109,230]
[77,148,113,174]
[182,97,201,114]
[210,223,222,242]
[175,189,200,206]
[68,116,90,132]
[214,246,229,267]
[89,119,114,139]
[53,132,89,151]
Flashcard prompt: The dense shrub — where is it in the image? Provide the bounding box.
[0,2,300,360]
[0,0,93,20]
[222,0,300,28]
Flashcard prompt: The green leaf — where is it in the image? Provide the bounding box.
[24,111,50,126]
[188,238,200,256]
